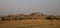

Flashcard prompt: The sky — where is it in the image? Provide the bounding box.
[0,0,60,16]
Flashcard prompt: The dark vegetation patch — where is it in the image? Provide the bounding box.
[46,16,60,20]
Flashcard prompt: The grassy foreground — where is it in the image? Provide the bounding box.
[0,19,60,28]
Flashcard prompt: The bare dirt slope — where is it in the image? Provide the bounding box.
[0,19,60,28]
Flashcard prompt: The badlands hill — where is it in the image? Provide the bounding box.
[0,12,60,21]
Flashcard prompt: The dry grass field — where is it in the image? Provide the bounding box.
[0,19,60,28]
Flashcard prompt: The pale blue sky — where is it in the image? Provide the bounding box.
[0,0,60,16]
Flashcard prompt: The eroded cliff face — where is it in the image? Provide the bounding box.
[29,12,46,19]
